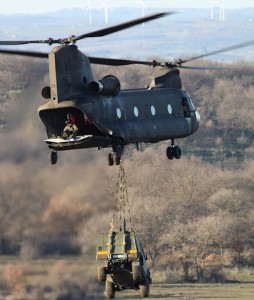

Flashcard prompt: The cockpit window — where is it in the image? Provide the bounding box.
[186,93,195,111]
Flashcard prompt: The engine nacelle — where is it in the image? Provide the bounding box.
[88,75,120,96]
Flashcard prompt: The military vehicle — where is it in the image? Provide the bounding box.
[96,162,151,298]
[96,230,151,298]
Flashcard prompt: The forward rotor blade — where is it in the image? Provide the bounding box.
[0,12,171,46]
[73,12,172,42]
[0,49,48,58]
[0,39,57,46]
[88,56,154,66]
[181,40,254,64]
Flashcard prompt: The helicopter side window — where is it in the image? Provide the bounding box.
[134,107,139,117]
[167,104,172,114]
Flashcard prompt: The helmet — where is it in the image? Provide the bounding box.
[66,113,76,123]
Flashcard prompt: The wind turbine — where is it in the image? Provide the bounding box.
[137,0,146,18]
[137,0,146,26]
[101,0,112,24]
[85,0,93,26]
[210,0,225,21]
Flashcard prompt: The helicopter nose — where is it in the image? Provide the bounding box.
[196,111,201,124]
[193,111,200,132]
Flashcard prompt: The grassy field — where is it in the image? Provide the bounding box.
[112,283,254,299]
[0,256,253,299]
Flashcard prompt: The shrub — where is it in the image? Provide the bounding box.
[3,264,28,294]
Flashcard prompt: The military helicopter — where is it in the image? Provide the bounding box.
[0,12,254,166]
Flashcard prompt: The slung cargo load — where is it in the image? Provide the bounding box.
[96,162,151,298]
[96,230,151,298]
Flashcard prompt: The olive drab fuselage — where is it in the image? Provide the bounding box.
[1,11,254,165]
[38,45,200,152]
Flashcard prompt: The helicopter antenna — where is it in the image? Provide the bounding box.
[210,0,225,21]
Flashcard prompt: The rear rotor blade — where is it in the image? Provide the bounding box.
[72,12,172,42]
[181,39,254,64]
[180,65,223,70]
[87,56,223,69]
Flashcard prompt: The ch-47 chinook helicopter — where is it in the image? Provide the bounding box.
[0,12,254,166]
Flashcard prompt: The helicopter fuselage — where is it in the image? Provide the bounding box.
[38,86,200,151]
[37,44,200,164]
[1,11,254,164]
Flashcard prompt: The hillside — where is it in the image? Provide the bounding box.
[0,8,254,61]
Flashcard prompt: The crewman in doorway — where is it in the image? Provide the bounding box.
[62,113,79,139]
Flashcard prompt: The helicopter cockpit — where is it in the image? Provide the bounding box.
[182,93,196,118]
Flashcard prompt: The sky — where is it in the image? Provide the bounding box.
[1,0,254,15]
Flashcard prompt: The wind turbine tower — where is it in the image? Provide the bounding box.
[137,0,146,26]
[210,0,225,21]
[101,0,112,24]
[85,0,93,26]
[138,0,146,18]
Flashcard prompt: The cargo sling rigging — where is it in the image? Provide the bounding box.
[111,161,134,233]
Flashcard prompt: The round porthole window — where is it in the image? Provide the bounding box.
[151,105,156,116]
[134,107,139,117]
[167,104,172,114]
[116,108,121,118]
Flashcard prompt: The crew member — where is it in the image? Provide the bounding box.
[62,113,79,139]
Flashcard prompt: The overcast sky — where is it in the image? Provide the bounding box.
[1,0,254,15]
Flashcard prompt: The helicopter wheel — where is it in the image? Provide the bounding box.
[173,145,181,159]
[166,146,181,160]
[166,147,174,160]
[49,150,58,165]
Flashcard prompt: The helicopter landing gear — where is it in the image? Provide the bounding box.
[108,143,123,166]
[49,150,58,165]
[166,140,181,160]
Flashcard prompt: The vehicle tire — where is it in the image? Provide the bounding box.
[140,280,149,298]
[97,266,106,282]
[173,146,181,159]
[49,150,57,165]
[115,144,122,165]
[132,265,141,281]
[105,281,115,299]
[115,155,121,165]
[108,153,114,166]
[116,144,123,158]
[166,146,174,160]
